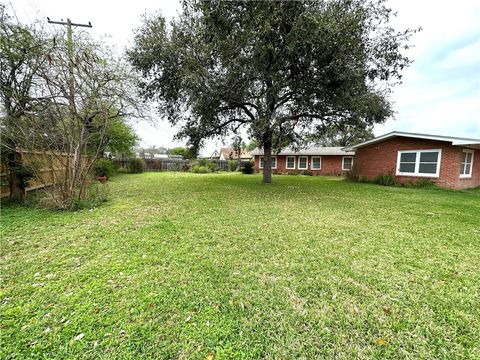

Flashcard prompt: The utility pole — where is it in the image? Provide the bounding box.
[47,18,92,115]
[46,18,92,195]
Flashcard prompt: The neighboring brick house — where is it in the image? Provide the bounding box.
[250,147,355,176]
[345,131,480,189]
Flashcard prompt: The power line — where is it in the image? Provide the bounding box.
[25,0,55,32]
[8,1,21,24]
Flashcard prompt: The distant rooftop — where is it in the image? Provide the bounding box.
[219,147,252,159]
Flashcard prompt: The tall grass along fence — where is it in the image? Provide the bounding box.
[1,149,90,199]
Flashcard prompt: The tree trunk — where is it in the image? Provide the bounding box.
[262,131,273,184]
[9,172,26,202]
[263,74,275,184]
[8,150,26,203]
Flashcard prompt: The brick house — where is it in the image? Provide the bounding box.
[345,131,480,189]
[250,147,355,176]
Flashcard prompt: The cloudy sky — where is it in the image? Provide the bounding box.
[11,0,480,155]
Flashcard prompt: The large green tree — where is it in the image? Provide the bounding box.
[87,110,139,156]
[315,124,375,147]
[128,0,417,183]
[168,146,196,159]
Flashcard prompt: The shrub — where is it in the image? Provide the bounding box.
[241,161,254,174]
[357,176,369,183]
[196,158,209,167]
[192,159,216,172]
[300,170,313,176]
[416,178,435,188]
[182,162,191,172]
[93,158,115,178]
[373,174,396,186]
[228,160,238,172]
[344,167,359,181]
[403,178,435,188]
[191,165,209,173]
[128,158,145,173]
[69,182,109,210]
[206,161,217,172]
[37,182,109,211]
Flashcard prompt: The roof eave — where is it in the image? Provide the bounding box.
[346,131,480,150]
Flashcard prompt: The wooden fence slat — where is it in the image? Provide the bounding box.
[0,150,82,198]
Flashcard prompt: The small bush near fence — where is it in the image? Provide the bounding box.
[195,159,217,172]
[241,161,254,174]
[182,162,191,172]
[94,158,116,178]
[191,165,209,174]
[35,182,110,211]
[69,182,110,210]
[128,158,145,173]
[228,160,238,172]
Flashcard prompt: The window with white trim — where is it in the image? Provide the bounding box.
[311,156,321,170]
[298,156,308,170]
[342,156,353,171]
[259,156,277,169]
[396,149,441,177]
[460,149,474,178]
[286,156,296,169]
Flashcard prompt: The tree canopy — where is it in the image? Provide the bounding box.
[168,146,196,159]
[128,0,417,183]
[315,124,375,147]
[88,114,139,156]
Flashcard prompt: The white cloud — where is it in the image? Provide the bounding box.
[434,40,480,70]
[376,0,480,138]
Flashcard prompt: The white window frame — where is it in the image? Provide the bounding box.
[342,156,353,171]
[460,149,474,178]
[396,149,442,178]
[259,156,277,169]
[311,156,321,170]
[298,156,308,170]
[286,156,296,170]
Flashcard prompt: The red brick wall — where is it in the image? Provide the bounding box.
[253,155,351,176]
[354,137,480,189]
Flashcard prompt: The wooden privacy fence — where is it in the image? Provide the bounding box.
[114,158,190,172]
[1,150,87,198]
[113,159,232,172]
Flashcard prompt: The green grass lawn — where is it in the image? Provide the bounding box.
[1,173,479,359]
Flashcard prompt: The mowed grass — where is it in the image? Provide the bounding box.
[1,173,479,359]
